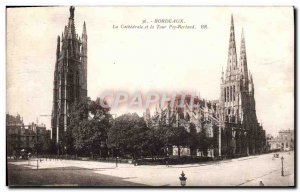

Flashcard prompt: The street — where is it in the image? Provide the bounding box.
[7,151,294,187]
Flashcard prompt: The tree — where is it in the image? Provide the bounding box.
[69,97,111,157]
[187,124,200,156]
[107,113,149,158]
[144,127,165,159]
[163,125,189,158]
[158,124,189,158]
[64,97,89,155]
[197,127,214,156]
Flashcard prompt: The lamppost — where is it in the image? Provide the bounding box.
[281,156,284,176]
[116,156,119,167]
[179,171,187,187]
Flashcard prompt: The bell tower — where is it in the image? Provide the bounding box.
[51,6,88,145]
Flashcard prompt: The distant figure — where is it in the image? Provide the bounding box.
[259,181,264,186]
[115,157,118,167]
[165,156,169,167]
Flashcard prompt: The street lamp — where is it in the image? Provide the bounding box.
[281,156,284,176]
[116,156,119,167]
[179,171,187,187]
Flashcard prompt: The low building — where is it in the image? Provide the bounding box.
[278,130,294,151]
[266,130,294,151]
[6,113,51,157]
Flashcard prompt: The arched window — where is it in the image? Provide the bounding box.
[233,85,236,101]
[227,87,229,102]
[76,71,80,99]
[69,73,74,100]
[224,88,226,102]
[229,86,232,101]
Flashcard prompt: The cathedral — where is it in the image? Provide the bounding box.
[144,15,266,158]
[219,15,266,157]
[51,6,88,143]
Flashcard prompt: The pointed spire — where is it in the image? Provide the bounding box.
[56,35,60,61]
[83,21,87,35]
[67,7,76,39]
[69,6,75,19]
[240,27,249,89]
[240,28,246,59]
[241,27,244,40]
[221,66,224,82]
[226,14,238,75]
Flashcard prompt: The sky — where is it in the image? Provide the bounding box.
[6,6,294,136]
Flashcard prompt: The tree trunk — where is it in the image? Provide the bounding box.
[177,146,181,158]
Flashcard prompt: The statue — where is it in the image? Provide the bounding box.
[69,6,75,19]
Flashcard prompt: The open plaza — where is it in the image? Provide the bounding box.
[7,151,294,187]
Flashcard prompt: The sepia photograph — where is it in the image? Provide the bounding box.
[6,6,295,187]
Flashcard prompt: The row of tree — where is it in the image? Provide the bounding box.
[48,97,215,159]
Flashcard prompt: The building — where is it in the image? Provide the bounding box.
[51,6,88,143]
[28,122,51,146]
[267,130,294,151]
[144,15,266,158]
[7,113,26,157]
[218,15,266,157]
[278,130,294,150]
[6,114,51,157]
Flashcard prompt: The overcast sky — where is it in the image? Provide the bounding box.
[7,6,294,136]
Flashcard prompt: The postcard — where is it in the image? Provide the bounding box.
[6,6,295,187]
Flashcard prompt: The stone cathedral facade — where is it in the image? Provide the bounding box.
[51,6,88,143]
[219,15,265,157]
[144,15,266,157]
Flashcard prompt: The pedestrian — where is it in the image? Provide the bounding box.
[259,181,264,186]
[165,155,169,167]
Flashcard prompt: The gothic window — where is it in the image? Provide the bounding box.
[76,72,80,99]
[227,87,229,102]
[230,86,232,101]
[233,85,236,101]
[68,73,74,100]
[224,88,226,102]
[232,116,235,123]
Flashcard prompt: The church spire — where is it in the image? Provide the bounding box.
[56,35,60,61]
[67,6,76,39]
[83,21,87,35]
[240,28,249,89]
[226,14,238,75]
[81,21,88,95]
[69,6,75,19]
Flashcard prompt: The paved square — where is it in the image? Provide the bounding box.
[8,151,294,186]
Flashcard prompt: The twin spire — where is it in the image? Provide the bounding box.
[226,14,249,83]
[227,14,238,73]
